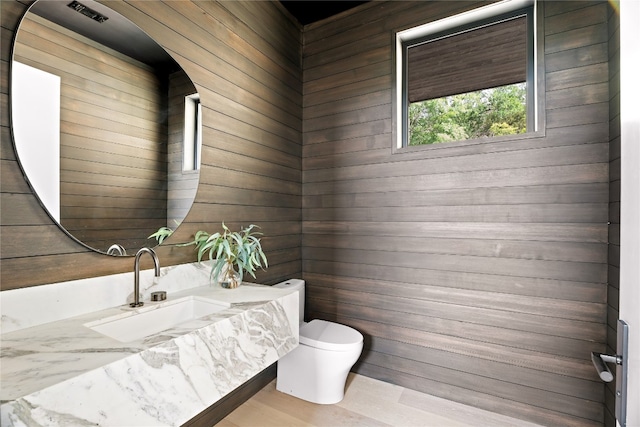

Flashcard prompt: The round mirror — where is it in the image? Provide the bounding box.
[11,0,201,255]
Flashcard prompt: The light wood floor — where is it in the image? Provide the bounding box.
[216,373,543,427]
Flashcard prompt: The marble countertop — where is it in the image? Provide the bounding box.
[1,282,299,426]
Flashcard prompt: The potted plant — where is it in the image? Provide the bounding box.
[183,223,268,288]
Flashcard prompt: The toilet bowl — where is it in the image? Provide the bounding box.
[273,279,363,404]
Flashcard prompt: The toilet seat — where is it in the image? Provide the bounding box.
[299,319,363,351]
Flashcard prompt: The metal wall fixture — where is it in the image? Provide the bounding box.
[591,319,629,427]
[67,1,109,23]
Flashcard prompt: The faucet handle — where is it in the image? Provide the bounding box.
[151,291,167,301]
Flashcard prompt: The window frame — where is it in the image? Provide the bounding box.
[393,0,544,153]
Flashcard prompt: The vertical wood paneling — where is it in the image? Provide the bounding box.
[302,1,610,426]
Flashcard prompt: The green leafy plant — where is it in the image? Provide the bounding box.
[182,223,268,287]
[148,226,174,244]
[409,83,526,145]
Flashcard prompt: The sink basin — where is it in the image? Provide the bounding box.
[85,296,230,342]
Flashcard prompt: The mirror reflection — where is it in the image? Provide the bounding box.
[11,0,201,255]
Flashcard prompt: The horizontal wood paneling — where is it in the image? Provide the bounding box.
[302,1,610,426]
[305,233,607,263]
[304,142,609,176]
[304,164,609,195]
[303,259,606,304]
[304,203,608,224]
[305,274,604,332]
[303,183,609,208]
[304,247,606,284]
[303,220,608,243]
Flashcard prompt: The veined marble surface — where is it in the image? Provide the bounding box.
[0,274,299,426]
[1,261,217,334]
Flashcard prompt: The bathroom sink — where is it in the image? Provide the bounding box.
[85,296,230,342]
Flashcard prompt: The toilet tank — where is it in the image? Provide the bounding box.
[273,279,305,323]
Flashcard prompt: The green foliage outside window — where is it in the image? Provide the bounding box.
[408,83,527,145]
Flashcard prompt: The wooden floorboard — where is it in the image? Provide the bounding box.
[216,373,544,427]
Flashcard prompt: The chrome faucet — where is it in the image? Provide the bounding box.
[131,247,160,308]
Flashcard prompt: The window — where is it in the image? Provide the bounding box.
[183,93,202,171]
[395,0,538,149]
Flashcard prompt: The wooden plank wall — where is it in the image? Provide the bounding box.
[301,1,611,426]
[1,1,619,426]
[605,4,620,427]
[1,0,302,291]
[14,12,168,253]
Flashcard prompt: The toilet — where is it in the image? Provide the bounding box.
[273,279,363,404]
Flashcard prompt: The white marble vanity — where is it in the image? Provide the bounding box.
[0,262,299,426]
